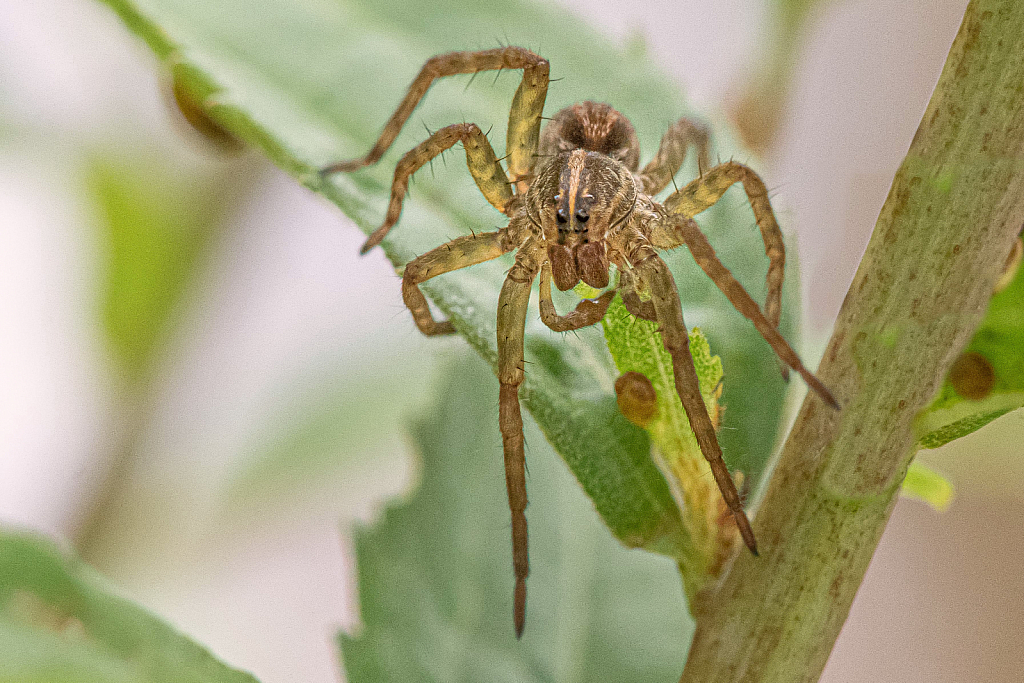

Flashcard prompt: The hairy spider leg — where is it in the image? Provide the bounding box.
[627,239,759,555]
[322,46,550,185]
[402,231,512,335]
[496,242,543,639]
[661,162,787,354]
[636,116,710,196]
[664,215,839,410]
[618,268,658,321]
[358,123,513,253]
[538,262,616,331]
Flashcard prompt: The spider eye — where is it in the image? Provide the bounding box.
[556,208,568,224]
[575,209,589,224]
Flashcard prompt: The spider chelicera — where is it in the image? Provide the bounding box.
[322,46,839,638]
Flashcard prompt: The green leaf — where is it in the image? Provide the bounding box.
[601,296,736,595]
[916,241,1024,449]
[900,462,954,512]
[340,353,692,682]
[0,530,260,683]
[99,0,799,556]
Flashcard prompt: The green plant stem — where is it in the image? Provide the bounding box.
[680,1,1024,680]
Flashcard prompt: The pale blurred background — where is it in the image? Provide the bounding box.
[2,0,1023,681]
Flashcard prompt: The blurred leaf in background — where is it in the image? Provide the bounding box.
[900,462,954,512]
[220,347,440,520]
[729,0,833,154]
[76,146,258,563]
[341,353,692,683]
[89,152,251,384]
[0,531,261,683]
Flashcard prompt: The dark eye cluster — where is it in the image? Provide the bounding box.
[552,196,590,225]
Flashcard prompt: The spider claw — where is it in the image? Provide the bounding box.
[734,510,758,555]
[514,577,526,639]
[321,158,365,175]
[360,226,389,254]
[824,390,841,411]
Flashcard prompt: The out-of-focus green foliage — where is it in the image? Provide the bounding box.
[99,0,800,558]
[222,348,438,512]
[88,156,239,382]
[340,354,692,683]
[0,531,261,683]
[75,152,251,563]
[900,462,954,512]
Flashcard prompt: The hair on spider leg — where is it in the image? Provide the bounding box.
[551,327,583,342]
[764,181,792,200]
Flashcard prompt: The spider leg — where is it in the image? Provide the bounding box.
[359,123,513,253]
[658,162,786,353]
[630,245,758,555]
[666,215,840,410]
[321,47,549,180]
[538,262,615,331]
[497,242,542,638]
[618,268,658,321]
[403,231,511,335]
[636,117,710,196]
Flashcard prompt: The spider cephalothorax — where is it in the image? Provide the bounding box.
[322,47,839,638]
[527,147,636,290]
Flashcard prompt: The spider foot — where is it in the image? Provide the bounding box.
[822,387,841,411]
[320,159,363,176]
[514,577,526,639]
[734,509,759,556]
[359,221,396,254]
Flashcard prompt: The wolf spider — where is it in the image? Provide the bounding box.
[323,47,839,638]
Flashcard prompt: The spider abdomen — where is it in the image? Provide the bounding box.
[538,101,640,170]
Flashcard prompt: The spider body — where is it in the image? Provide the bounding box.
[322,47,838,638]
